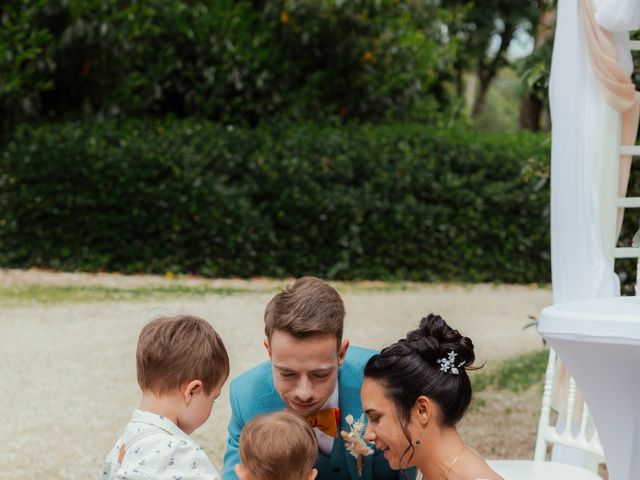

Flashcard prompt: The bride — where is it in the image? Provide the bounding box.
[361,314,502,480]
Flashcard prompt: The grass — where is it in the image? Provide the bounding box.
[0,284,256,304]
[0,278,467,305]
[472,349,549,393]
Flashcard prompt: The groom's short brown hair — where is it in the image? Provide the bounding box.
[264,276,345,344]
[136,314,229,395]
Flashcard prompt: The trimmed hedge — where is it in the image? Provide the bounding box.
[0,120,551,282]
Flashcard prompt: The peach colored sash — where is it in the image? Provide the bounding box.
[581,0,640,236]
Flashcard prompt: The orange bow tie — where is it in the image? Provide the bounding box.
[305,407,340,438]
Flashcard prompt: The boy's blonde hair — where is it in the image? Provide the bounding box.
[136,315,229,395]
[239,411,318,480]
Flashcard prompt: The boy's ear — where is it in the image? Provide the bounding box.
[183,380,203,404]
[234,463,250,480]
[308,467,318,480]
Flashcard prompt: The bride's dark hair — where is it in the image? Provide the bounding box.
[364,313,477,464]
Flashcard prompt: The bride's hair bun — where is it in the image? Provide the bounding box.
[406,313,475,369]
[365,313,477,428]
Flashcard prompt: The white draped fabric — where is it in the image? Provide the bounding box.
[596,0,640,33]
[550,0,639,305]
[549,0,640,470]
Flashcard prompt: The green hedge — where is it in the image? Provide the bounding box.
[0,120,551,282]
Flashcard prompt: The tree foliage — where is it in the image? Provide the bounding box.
[0,0,466,129]
[0,0,54,137]
[442,0,543,118]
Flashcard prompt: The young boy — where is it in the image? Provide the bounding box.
[234,411,318,480]
[101,314,229,480]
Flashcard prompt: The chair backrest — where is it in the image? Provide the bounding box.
[533,349,605,473]
[609,38,640,287]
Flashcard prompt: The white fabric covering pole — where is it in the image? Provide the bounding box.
[549,0,640,469]
[551,0,640,303]
[550,0,623,305]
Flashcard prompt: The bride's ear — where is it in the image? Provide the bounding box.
[414,395,433,427]
[308,467,318,480]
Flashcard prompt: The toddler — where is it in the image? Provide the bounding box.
[234,411,318,480]
[101,314,229,479]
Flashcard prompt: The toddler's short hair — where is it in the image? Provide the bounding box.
[239,411,318,480]
[136,315,229,395]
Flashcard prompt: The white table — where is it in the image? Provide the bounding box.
[538,296,640,480]
[487,459,602,479]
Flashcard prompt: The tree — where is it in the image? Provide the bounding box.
[518,0,555,131]
[444,0,541,119]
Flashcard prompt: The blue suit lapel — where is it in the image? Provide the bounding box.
[255,363,287,415]
[338,363,372,480]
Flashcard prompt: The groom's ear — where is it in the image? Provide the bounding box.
[264,338,272,358]
[308,467,318,480]
[337,339,349,367]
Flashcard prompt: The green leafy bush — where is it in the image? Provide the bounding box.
[0,120,551,281]
[0,0,456,128]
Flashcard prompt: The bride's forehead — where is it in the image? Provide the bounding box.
[361,378,390,400]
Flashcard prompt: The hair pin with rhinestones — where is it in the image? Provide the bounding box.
[436,350,465,375]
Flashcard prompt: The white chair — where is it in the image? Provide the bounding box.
[488,349,605,480]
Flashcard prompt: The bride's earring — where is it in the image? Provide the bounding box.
[414,397,429,446]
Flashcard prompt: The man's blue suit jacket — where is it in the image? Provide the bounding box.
[222,345,414,480]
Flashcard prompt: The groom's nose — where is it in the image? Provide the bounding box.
[294,377,314,401]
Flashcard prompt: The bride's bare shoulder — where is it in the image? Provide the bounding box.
[457,447,503,480]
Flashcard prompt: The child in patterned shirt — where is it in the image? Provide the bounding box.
[234,411,318,480]
[101,314,229,480]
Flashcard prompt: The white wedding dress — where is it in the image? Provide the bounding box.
[415,472,492,480]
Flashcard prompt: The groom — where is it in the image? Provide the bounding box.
[222,276,408,480]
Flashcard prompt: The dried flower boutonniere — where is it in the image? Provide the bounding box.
[340,414,374,477]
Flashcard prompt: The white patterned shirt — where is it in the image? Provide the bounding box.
[101,409,221,480]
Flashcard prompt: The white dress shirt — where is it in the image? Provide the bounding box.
[315,385,339,456]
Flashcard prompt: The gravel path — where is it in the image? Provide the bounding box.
[0,269,551,479]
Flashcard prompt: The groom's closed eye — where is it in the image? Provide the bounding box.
[276,368,297,379]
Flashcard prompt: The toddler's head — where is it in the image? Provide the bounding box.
[136,314,229,434]
[236,411,318,480]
